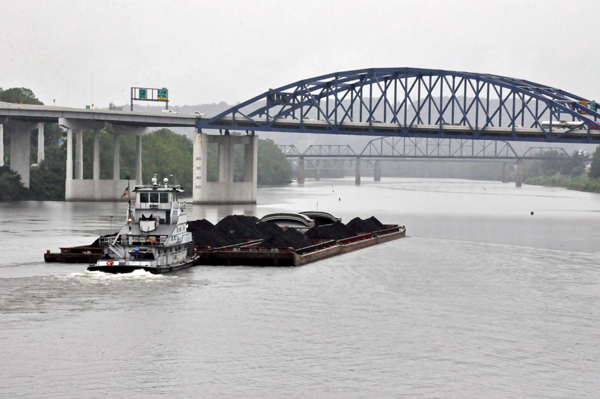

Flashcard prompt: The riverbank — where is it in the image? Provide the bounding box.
[525,173,600,193]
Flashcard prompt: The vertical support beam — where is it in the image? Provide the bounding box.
[243,137,256,183]
[193,131,208,203]
[297,156,305,185]
[502,162,510,183]
[515,159,523,188]
[135,135,142,184]
[374,160,381,182]
[248,135,258,200]
[0,124,4,167]
[113,134,120,180]
[355,157,361,185]
[66,128,73,180]
[93,129,100,180]
[218,136,232,183]
[75,130,83,179]
[37,123,44,164]
[9,124,32,188]
[315,167,321,181]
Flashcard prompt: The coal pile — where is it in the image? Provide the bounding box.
[346,216,385,234]
[188,215,285,248]
[260,228,312,249]
[304,221,356,240]
[189,214,389,249]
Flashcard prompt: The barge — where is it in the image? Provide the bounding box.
[45,206,406,270]
[195,224,405,266]
[44,245,103,263]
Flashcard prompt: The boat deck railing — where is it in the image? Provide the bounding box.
[99,235,168,246]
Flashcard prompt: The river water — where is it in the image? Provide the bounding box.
[1,178,599,398]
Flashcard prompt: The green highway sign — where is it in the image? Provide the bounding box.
[139,89,147,99]
[157,88,168,101]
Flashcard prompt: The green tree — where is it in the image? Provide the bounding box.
[0,166,30,200]
[589,146,600,179]
[561,151,587,177]
[0,87,43,105]
[257,138,293,185]
[142,129,193,189]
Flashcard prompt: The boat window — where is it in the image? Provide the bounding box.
[139,193,149,203]
[150,193,159,203]
[160,193,169,203]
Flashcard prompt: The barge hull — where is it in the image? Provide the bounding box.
[196,226,406,267]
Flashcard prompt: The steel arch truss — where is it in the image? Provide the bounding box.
[198,68,600,143]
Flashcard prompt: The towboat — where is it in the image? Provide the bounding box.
[88,175,198,274]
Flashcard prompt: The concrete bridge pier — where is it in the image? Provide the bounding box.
[112,134,120,180]
[355,157,361,185]
[297,156,305,185]
[0,122,4,167]
[515,159,523,188]
[502,162,510,183]
[75,129,83,180]
[315,167,321,181]
[6,120,37,188]
[193,132,257,204]
[60,118,146,201]
[37,123,44,164]
[374,160,381,182]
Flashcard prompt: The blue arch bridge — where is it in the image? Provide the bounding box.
[0,68,598,202]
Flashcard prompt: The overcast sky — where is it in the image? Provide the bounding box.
[1,0,599,109]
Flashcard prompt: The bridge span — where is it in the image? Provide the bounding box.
[2,67,599,202]
[197,68,600,143]
[279,137,572,187]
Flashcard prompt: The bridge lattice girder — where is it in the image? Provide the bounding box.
[198,68,600,143]
[279,138,571,160]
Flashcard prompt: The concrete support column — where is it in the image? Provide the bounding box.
[194,133,257,204]
[37,123,44,164]
[113,134,120,180]
[355,157,361,185]
[297,156,305,185]
[9,122,33,188]
[374,160,381,182]
[75,130,83,179]
[502,162,510,183]
[66,128,73,180]
[135,135,142,184]
[315,167,321,181]
[515,159,523,188]
[193,132,208,203]
[217,135,234,183]
[93,130,100,180]
[0,124,4,167]
[243,137,256,183]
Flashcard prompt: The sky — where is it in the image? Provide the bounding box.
[1,0,599,109]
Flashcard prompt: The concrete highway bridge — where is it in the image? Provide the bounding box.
[1,67,599,203]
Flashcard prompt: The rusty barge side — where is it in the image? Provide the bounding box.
[44,246,103,263]
[195,225,406,267]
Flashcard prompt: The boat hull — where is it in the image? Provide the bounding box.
[87,256,198,274]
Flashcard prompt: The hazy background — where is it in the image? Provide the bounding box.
[1,0,599,110]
